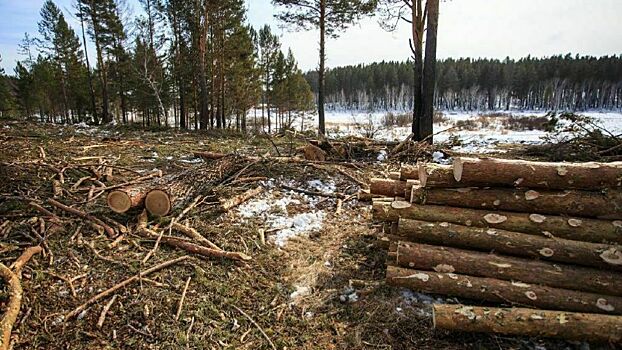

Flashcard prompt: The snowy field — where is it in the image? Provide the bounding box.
[311,110,622,154]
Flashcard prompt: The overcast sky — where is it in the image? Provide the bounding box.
[1,0,621,73]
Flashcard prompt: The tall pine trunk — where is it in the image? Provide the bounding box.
[318,0,326,135]
[420,0,439,143]
[411,0,424,139]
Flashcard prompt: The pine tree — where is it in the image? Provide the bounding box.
[258,25,281,133]
[273,0,377,135]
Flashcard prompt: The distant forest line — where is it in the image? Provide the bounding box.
[304,55,622,112]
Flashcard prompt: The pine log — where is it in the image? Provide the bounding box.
[372,202,622,244]
[410,186,622,219]
[193,151,228,160]
[417,163,457,187]
[145,189,171,216]
[107,184,150,214]
[370,178,413,197]
[396,219,622,270]
[400,165,419,180]
[453,157,622,191]
[388,266,622,315]
[393,242,622,296]
[432,304,622,343]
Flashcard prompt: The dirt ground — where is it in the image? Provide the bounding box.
[0,120,594,349]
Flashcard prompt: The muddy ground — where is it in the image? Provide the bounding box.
[0,120,593,349]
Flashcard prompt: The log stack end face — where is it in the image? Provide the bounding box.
[107,191,131,214]
[145,190,171,217]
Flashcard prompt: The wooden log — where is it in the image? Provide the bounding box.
[417,163,457,187]
[393,242,622,296]
[145,189,171,216]
[193,151,228,160]
[396,219,622,270]
[387,266,622,315]
[107,185,150,214]
[453,157,622,191]
[399,165,419,180]
[370,178,413,197]
[410,186,622,219]
[372,202,622,244]
[432,304,622,343]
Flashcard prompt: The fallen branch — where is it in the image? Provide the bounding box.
[280,184,346,199]
[10,246,43,276]
[96,294,117,329]
[175,277,192,321]
[172,222,221,251]
[232,305,277,350]
[65,255,190,320]
[221,186,264,211]
[47,198,116,238]
[0,264,22,350]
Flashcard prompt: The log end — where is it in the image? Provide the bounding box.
[107,190,132,214]
[145,190,171,217]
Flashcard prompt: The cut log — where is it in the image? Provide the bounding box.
[372,202,622,244]
[399,165,419,180]
[453,157,622,191]
[145,189,171,216]
[388,266,622,315]
[432,304,622,343]
[107,185,150,214]
[410,186,622,219]
[370,178,414,197]
[396,219,622,270]
[417,163,457,187]
[393,242,622,296]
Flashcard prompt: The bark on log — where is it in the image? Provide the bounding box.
[387,266,622,315]
[453,157,622,191]
[370,178,414,197]
[396,219,622,270]
[372,202,622,244]
[432,304,622,343]
[393,242,622,296]
[400,165,419,180]
[410,186,622,219]
[107,184,150,214]
[417,163,458,187]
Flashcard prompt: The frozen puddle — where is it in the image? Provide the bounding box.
[236,179,329,246]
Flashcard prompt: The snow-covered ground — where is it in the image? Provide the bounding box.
[310,110,622,154]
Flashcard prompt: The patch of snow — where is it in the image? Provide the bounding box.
[271,211,325,247]
[432,151,452,164]
[151,152,159,158]
[290,285,311,300]
[3,125,10,129]
[236,186,325,246]
[307,179,336,194]
[179,157,203,164]
[75,122,90,128]
[377,150,387,161]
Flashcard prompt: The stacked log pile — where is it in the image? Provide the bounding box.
[370,157,622,343]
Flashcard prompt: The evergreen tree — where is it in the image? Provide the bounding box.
[272,0,377,135]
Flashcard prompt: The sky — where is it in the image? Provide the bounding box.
[1,0,622,73]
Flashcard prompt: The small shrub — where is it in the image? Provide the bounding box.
[502,115,549,131]
[455,119,478,131]
[381,112,412,127]
[433,111,450,124]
